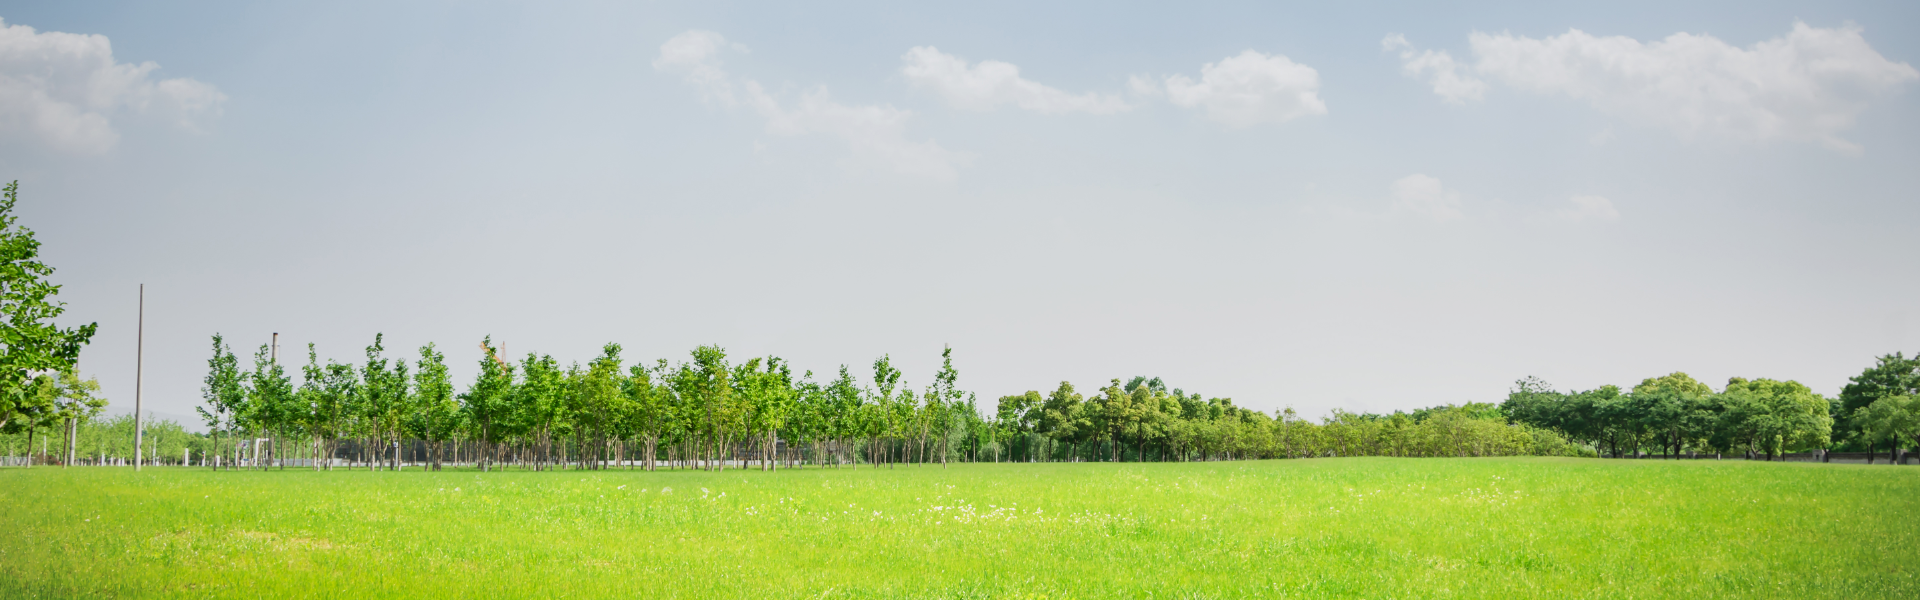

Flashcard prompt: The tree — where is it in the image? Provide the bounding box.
[926,346,962,466]
[359,334,410,470]
[310,348,361,471]
[517,353,566,470]
[625,359,671,471]
[867,355,901,467]
[196,335,246,469]
[248,344,296,469]
[573,343,625,470]
[1836,353,1920,446]
[1632,372,1715,458]
[459,337,515,471]
[997,391,1040,462]
[0,182,97,439]
[1090,379,1137,462]
[824,365,863,468]
[673,345,733,470]
[410,343,457,470]
[1037,381,1085,462]
[1719,377,1832,460]
[51,369,105,467]
[3,374,58,466]
[1850,395,1919,463]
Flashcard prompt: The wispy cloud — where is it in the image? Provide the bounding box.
[656,30,968,181]
[1135,50,1327,127]
[1381,34,1485,104]
[900,47,1128,114]
[1387,22,1919,153]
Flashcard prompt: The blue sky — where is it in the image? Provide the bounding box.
[2,1,1917,424]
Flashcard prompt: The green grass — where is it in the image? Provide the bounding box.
[2,458,1915,599]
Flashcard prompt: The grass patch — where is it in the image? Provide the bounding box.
[2,457,1915,598]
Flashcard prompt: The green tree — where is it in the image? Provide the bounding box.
[674,345,733,471]
[1037,381,1086,462]
[410,343,458,470]
[1835,353,1919,447]
[625,359,671,471]
[517,353,566,470]
[824,365,863,468]
[459,337,515,472]
[0,181,97,436]
[196,335,246,469]
[734,356,796,471]
[1850,395,1919,463]
[1720,377,1833,460]
[247,344,296,469]
[573,343,625,470]
[1632,372,1715,458]
[311,349,361,470]
[866,355,901,467]
[359,334,410,470]
[51,369,106,467]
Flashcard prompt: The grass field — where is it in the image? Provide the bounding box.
[2,458,1916,599]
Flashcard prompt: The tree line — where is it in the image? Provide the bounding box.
[1500,355,1920,461]
[1,413,197,467]
[180,333,1600,473]
[13,341,1917,469]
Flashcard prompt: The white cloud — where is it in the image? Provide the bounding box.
[1558,195,1620,222]
[1393,22,1919,152]
[651,30,743,105]
[754,84,970,180]
[1149,50,1327,127]
[900,47,1128,114]
[0,18,225,154]
[655,31,966,181]
[1390,174,1463,222]
[1382,34,1486,104]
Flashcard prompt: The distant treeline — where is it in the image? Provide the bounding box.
[9,335,1913,470]
[173,333,1591,473]
[0,414,201,466]
[1502,354,1920,460]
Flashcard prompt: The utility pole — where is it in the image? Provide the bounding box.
[134,284,144,471]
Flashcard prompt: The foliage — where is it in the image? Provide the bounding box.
[1835,352,1920,444]
[0,182,97,435]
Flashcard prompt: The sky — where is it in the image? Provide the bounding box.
[2,1,1917,428]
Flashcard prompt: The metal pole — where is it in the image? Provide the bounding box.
[134,284,144,471]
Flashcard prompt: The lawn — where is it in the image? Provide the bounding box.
[2,457,1915,599]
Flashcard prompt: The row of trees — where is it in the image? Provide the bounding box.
[194,334,1592,472]
[1502,373,1833,460]
[988,379,1585,462]
[1502,355,1920,461]
[0,413,200,467]
[200,335,981,471]
[16,335,1913,471]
